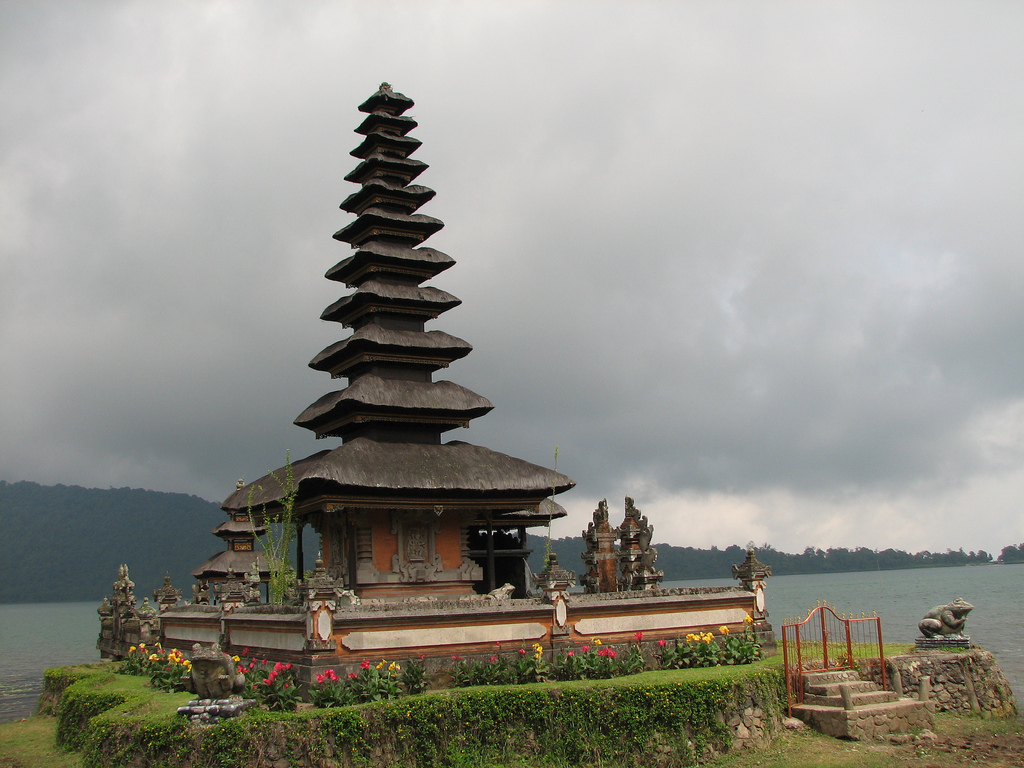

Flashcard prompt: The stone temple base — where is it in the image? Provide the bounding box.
[915,636,970,651]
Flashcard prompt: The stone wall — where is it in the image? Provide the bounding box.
[861,649,1016,716]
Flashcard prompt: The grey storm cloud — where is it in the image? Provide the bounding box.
[2,1,1023,554]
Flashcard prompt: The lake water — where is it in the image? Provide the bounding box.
[1,564,1021,722]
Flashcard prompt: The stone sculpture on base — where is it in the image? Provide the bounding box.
[177,642,255,725]
[918,597,973,637]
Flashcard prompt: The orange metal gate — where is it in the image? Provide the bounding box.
[781,604,885,715]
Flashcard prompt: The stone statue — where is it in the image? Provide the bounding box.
[919,597,974,638]
[186,643,246,699]
[486,583,516,600]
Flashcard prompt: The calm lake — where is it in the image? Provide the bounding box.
[1,563,1021,723]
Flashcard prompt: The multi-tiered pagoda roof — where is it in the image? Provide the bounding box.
[224,84,573,519]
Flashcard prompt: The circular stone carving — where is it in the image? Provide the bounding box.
[755,585,765,612]
[554,597,567,627]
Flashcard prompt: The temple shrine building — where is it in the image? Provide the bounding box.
[100,85,771,680]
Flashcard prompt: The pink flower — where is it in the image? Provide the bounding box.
[348,672,357,679]
[634,631,644,642]
[489,656,498,663]
[361,659,371,670]
[609,650,617,658]
[326,669,338,681]
[567,651,574,657]
[658,639,667,647]
[316,673,324,684]
[261,659,268,665]
[284,663,292,671]
[262,678,270,685]
[581,645,590,653]
[518,649,526,656]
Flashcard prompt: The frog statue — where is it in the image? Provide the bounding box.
[186,642,246,699]
[918,597,974,638]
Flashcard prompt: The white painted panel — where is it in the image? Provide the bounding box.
[230,629,307,652]
[343,622,547,651]
[574,608,748,636]
[163,626,220,644]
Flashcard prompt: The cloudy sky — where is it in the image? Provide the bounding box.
[2,1,1023,556]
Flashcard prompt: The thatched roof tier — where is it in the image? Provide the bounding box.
[294,376,493,438]
[341,180,435,218]
[310,326,472,378]
[358,84,414,115]
[320,280,460,325]
[326,241,454,286]
[334,207,444,247]
[350,130,421,160]
[222,438,575,512]
[211,519,265,537]
[191,549,269,580]
[355,111,417,137]
[344,152,427,185]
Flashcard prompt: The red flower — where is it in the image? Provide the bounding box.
[567,651,575,657]
[242,647,250,657]
[360,659,371,670]
[581,645,590,653]
[261,659,268,665]
[658,639,667,647]
[634,631,644,642]
[284,663,292,671]
[348,672,358,679]
[518,649,526,656]
[489,656,498,663]
[262,678,270,685]
[316,673,325,684]
[609,650,617,658]
[418,654,425,660]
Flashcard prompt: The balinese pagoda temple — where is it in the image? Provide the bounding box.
[220,83,575,601]
[117,85,768,678]
[191,501,269,587]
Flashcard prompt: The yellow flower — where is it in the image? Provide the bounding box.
[720,626,730,635]
[593,639,602,646]
[744,614,754,624]
[149,654,159,661]
[129,646,136,653]
[376,661,384,670]
[232,655,240,662]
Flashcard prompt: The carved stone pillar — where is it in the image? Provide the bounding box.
[581,499,619,593]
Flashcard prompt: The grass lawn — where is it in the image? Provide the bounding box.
[0,715,81,768]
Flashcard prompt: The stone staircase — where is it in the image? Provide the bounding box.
[792,669,935,739]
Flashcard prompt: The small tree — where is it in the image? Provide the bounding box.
[248,451,298,604]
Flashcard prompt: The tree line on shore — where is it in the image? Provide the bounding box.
[531,536,1021,583]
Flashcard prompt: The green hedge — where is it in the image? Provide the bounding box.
[47,663,785,768]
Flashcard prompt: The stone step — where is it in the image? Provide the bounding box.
[803,689,899,708]
[792,698,935,740]
[804,679,878,697]
[801,669,861,686]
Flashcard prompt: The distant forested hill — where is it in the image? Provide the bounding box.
[0,480,225,604]
[528,536,1000,582]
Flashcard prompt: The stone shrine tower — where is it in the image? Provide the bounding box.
[220,85,574,600]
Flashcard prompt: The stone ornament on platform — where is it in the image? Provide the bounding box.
[732,548,772,622]
[177,642,255,724]
[916,597,973,650]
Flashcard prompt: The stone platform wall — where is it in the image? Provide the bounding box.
[861,649,1016,715]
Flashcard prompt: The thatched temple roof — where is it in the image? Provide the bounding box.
[222,438,574,512]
